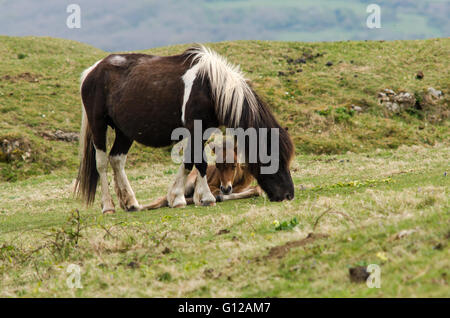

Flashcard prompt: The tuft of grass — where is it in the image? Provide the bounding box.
[157,272,172,282]
[416,196,437,210]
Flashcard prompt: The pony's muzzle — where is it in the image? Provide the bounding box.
[220,185,232,195]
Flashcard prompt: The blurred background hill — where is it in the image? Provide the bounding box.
[0,0,449,51]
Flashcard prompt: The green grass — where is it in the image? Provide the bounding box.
[0,144,448,297]
[0,36,449,181]
[0,36,449,297]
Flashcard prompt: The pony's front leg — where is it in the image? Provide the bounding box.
[167,163,190,208]
[193,161,216,206]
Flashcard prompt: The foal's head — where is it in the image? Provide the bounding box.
[211,139,239,195]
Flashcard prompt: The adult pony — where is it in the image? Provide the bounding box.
[75,45,294,214]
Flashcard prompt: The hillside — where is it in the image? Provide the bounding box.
[0,36,449,181]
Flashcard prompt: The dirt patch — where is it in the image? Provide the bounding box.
[349,266,370,283]
[265,233,329,260]
[161,247,172,254]
[389,229,417,241]
[217,229,230,235]
[127,261,140,269]
[1,72,40,83]
[284,51,325,65]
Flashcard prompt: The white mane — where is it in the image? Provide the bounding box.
[185,45,259,127]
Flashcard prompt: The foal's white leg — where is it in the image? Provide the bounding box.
[167,164,189,208]
[95,149,115,214]
[109,154,140,211]
[193,174,216,206]
[221,187,261,201]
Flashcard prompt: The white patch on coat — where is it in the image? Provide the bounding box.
[181,63,202,124]
[95,148,115,213]
[109,55,127,66]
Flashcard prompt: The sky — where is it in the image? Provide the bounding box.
[0,0,448,51]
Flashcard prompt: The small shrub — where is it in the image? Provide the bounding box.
[315,107,354,123]
[275,217,299,231]
[333,107,355,123]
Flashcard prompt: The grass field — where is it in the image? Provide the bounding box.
[0,144,448,297]
[0,36,449,297]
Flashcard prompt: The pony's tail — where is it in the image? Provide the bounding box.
[74,106,98,205]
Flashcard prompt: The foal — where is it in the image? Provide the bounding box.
[141,139,262,210]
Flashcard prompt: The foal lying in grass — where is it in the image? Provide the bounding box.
[141,140,262,210]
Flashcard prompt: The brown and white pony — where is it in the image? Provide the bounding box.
[140,139,262,210]
[75,45,294,214]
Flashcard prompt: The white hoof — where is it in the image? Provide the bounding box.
[170,194,187,208]
[102,201,115,214]
[194,192,216,206]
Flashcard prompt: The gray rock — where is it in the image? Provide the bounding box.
[395,92,416,108]
[351,105,363,112]
[378,89,416,112]
[383,88,396,96]
[427,87,443,99]
[385,102,400,112]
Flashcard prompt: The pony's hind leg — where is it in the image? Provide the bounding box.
[109,129,140,211]
[90,121,115,214]
[95,148,115,214]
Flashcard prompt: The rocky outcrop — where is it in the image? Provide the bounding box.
[378,89,416,113]
[0,138,32,163]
